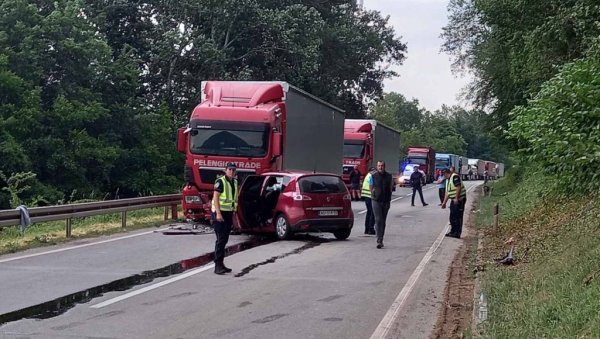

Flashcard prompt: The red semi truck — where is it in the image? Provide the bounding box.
[404,146,436,184]
[177,81,345,221]
[342,119,401,187]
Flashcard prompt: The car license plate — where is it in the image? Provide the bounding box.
[318,210,338,216]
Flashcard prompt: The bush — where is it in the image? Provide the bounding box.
[508,51,600,194]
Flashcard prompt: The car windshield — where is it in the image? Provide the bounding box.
[299,175,346,194]
[190,121,268,157]
[343,140,365,158]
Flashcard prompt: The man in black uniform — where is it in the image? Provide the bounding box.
[212,162,238,274]
[370,160,394,249]
[410,165,428,207]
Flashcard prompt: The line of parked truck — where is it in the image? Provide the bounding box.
[175,81,503,239]
[398,149,504,187]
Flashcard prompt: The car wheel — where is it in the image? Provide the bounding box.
[275,214,292,240]
[333,228,351,240]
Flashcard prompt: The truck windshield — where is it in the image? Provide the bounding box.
[343,141,365,158]
[436,159,450,168]
[407,157,427,165]
[189,121,269,157]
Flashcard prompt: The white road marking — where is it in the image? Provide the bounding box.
[369,223,448,339]
[0,230,158,264]
[369,183,479,339]
[91,264,215,309]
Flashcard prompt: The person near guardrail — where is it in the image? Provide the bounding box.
[441,168,466,239]
[211,162,239,275]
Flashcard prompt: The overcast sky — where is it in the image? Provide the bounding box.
[365,0,472,112]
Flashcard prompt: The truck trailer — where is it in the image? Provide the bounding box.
[177,81,345,221]
[342,119,401,187]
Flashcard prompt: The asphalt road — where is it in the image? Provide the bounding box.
[0,182,480,339]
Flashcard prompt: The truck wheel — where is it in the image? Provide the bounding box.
[333,228,351,240]
[275,214,292,240]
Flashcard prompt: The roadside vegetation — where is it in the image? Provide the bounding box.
[474,169,600,338]
[0,207,180,255]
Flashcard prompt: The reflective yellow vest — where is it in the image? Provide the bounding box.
[211,176,238,212]
[446,173,466,199]
[361,172,373,198]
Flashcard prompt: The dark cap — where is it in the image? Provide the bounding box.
[225,162,237,169]
[443,167,452,173]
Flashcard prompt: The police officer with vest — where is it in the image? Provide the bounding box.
[212,162,238,275]
[362,167,376,235]
[441,167,467,238]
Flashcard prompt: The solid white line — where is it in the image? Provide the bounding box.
[369,224,449,339]
[91,264,215,309]
[0,230,157,264]
[369,182,479,339]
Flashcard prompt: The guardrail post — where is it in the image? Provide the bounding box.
[121,211,127,229]
[66,218,72,238]
[493,203,499,229]
[171,204,178,220]
[163,206,169,221]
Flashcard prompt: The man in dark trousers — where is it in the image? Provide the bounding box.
[361,167,376,234]
[441,168,466,238]
[349,165,361,201]
[211,162,238,274]
[370,160,393,248]
[410,165,428,207]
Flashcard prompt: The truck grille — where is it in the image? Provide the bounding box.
[199,168,255,185]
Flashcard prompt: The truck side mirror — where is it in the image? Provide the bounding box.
[177,127,188,154]
[272,132,282,157]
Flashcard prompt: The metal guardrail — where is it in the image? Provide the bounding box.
[0,194,182,237]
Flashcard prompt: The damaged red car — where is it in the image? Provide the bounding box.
[234,171,354,240]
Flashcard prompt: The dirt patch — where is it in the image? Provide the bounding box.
[430,191,480,339]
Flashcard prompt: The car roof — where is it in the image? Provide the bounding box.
[260,171,341,178]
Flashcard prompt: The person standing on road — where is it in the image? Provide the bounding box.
[362,167,376,235]
[371,160,393,248]
[441,168,466,239]
[410,165,428,207]
[211,162,238,275]
[349,165,362,201]
[435,171,446,205]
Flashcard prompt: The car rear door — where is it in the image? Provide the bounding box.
[297,175,349,219]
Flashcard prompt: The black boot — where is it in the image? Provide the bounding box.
[214,261,227,275]
[222,263,232,273]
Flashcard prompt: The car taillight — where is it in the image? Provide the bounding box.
[343,194,351,200]
[293,192,312,201]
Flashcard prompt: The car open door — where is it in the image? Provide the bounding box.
[234,175,266,232]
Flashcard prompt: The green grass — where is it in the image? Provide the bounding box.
[475,170,600,338]
[0,206,184,255]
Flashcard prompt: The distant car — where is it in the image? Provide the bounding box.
[398,164,426,187]
[234,171,354,240]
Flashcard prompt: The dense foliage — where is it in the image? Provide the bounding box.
[0,0,406,208]
[442,0,600,193]
[509,49,600,193]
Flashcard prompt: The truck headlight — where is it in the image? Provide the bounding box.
[185,196,202,203]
